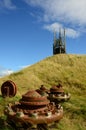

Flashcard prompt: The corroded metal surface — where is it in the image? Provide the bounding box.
[50,84,64,94]
[4,90,63,126]
[1,80,17,97]
[20,90,49,106]
[36,85,49,96]
[48,84,71,102]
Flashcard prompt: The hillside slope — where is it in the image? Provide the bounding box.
[0,54,86,130]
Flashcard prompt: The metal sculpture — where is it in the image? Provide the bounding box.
[36,85,49,96]
[1,80,17,97]
[53,29,66,54]
[4,90,63,129]
[48,84,71,103]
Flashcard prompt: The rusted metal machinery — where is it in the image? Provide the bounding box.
[36,84,71,103]
[48,84,71,103]
[36,85,49,96]
[1,80,17,98]
[4,90,63,129]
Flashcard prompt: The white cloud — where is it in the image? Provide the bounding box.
[0,66,13,77]
[19,65,30,69]
[1,69,13,75]
[0,0,16,10]
[66,28,80,38]
[24,0,86,26]
[24,0,86,38]
[43,22,80,38]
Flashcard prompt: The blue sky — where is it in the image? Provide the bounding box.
[0,0,86,76]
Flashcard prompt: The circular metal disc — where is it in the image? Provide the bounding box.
[1,80,17,97]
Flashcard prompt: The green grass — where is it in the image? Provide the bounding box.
[0,54,86,130]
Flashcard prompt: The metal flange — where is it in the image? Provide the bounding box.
[1,80,17,97]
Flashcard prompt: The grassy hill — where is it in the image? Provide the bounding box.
[0,54,86,130]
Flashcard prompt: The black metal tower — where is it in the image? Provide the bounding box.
[53,29,66,55]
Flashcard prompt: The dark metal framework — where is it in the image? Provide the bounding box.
[53,29,66,55]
